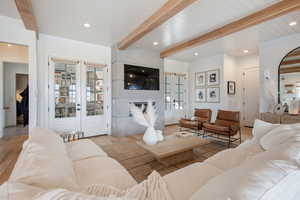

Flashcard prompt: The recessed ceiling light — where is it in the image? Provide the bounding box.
[243,50,249,53]
[289,21,297,26]
[83,23,91,28]
[153,42,159,46]
[7,44,11,47]
[194,52,199,56]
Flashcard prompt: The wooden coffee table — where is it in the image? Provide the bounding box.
[137,132,209,166]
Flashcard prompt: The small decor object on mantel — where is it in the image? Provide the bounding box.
[207,70,220,86]
[227,81,236,95]
[130,101,163,145]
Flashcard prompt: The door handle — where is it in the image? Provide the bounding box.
[3,106,10,110]
[76,108,81,111]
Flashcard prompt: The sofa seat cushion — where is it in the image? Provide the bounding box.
[66,139,107,161]
[74,157,137,190]
[190,159,300,200]
[203,123,232,135]
[179,119,199,129]
[163,163,222,200]
[205,139,264,171]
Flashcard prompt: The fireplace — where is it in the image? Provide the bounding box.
[129,102,156,116]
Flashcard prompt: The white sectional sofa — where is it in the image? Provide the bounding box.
[1,120,300,200]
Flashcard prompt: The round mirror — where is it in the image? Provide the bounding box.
[278,47,300,105]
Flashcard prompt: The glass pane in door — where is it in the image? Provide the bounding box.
[175,75,186,110]
[54,63,77,118]
[86,66,104,116]
[165,74,172,111]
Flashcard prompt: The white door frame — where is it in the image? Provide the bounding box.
[0,17,38,138]
[48,57,110,136]
[0,43,37,137]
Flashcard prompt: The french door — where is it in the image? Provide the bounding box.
[48,58,108,137]
[164,72,188,124]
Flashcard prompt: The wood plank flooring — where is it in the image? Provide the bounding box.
[0,125,252,184]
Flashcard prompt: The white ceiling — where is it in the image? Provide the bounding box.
[0,0,299,62]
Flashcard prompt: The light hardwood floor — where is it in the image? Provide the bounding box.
[0,125,252,184]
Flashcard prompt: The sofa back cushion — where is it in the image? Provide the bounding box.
[260,124,300,150]
[190,159,299,200]
[252,119,279,140]
[9,128,79,191]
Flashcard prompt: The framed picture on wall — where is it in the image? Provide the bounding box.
[196,88,206,102]
[195,72,205,87]
[207,87,220,103]
[227,81,236,95]
[207,70,220,86]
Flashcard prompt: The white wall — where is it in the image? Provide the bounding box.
[223,54,239,111]
[3,62,28,126]
[189,54,225,120]
[164,59,189,73]
[0,44,28,63]
[37,34,112,132]
[259,33,300,112]
[0,16,36,137]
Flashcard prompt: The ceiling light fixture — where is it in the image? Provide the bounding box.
[153,42,159,46]
[289,21,297,26]
[243,50,249,53]
[83,23,91,28]
[7,44,11,47]
[194,52,199,56]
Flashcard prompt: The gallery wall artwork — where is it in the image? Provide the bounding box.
[207,87,220,103]
[207,70,220,86]
[227,81,236,95]
[195,69,220,103]
[196,88,206,102]
[195,72,205,87]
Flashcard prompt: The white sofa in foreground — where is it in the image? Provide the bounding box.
[1,120,300,200]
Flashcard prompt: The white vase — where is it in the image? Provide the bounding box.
[143,127,158,145]
[156,130,164,142]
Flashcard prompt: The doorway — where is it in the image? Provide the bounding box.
[16,74,29,126]
[0,42,29,137]
[164,72,188,125]
[241,67,260,127]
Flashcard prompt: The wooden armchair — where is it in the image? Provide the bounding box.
[179,109,212,132]
[202,110,241,147]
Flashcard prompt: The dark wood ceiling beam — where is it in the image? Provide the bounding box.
[15,0,38,32]
[118,0,198,50]
[160,0,300,58]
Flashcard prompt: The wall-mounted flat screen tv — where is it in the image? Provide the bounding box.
[124,64,160,90]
